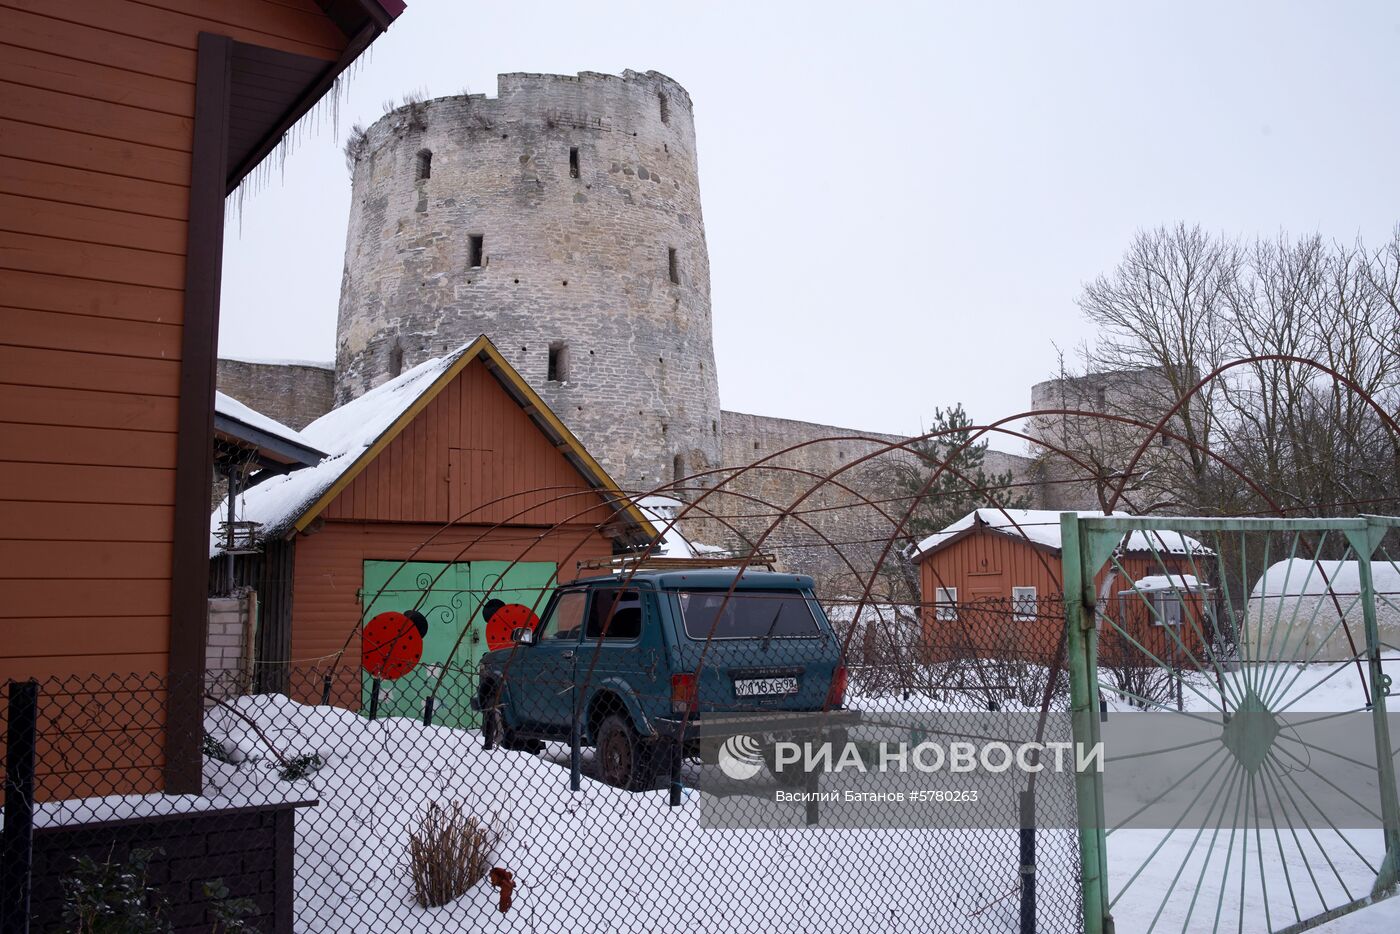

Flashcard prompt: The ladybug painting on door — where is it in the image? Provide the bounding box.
[361,609,430,680]
[481,599,541,651]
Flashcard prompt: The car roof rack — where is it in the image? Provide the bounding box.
[577,553,779,572]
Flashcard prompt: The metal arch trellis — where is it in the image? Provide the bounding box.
[1062,513,1400,934]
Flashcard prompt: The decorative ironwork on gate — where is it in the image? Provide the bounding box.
[1062,514,1400,934]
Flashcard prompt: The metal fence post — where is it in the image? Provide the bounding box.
[569,715,582,792]
[1019,789,1036,934]
[1062,514,1113,934]
[3,680,38,934]
[1349,522,1400,893]
[367,677,381,720]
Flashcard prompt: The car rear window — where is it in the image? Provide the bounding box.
[676,590,821,640]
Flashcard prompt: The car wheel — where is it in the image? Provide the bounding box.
[596,714,659,791]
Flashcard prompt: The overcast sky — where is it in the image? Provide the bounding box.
[220,0,1400,449]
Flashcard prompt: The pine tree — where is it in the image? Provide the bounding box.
[889,403,1033,545]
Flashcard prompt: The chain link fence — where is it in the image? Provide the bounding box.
[2,597,1081,933]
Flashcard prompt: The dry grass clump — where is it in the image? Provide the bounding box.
[408,801,499,908]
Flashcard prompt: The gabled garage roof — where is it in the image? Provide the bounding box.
[211,336,658,554]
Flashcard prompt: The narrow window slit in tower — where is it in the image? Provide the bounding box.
[659,93,670,125]
[415,149,432,181]
[388,341,404,378]
[548,342,568,382]
[673,453,684,483]
[468,234,484,268]
[668,247,679,285]
[569,147,580,179]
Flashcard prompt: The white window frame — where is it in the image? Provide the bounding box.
[1153,592,1184,627]
[1012,586,1037,622]
[934,587,958,621]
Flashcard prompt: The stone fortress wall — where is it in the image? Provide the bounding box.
[216,358,334,431]
[333,70,721,494]
[709,412,1035,586]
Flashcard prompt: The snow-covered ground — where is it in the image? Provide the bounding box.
[43,655,1390,932]
[199,696,1066,933]
[220,656,1393,932]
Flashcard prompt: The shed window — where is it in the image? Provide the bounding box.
[934,587,958,621]
[668,247,679,284]
[468,234,484,268]
[569,146,580,178]
[548,342,568,382]
[1153,593,1184,627]
[1012,586,1037,622]
[415,149,432,181]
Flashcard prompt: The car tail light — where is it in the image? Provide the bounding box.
[826,665,848,708]
[671,673,698,714]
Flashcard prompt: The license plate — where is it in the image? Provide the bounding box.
[734,677,798,697]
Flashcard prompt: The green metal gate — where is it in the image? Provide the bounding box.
[1062,515,1400,933]
[360,559,557,728]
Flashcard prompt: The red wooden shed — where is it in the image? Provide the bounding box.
[909,509,1215,665]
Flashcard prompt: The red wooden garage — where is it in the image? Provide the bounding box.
[214,336,657,718]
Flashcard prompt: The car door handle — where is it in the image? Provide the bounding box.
[560,651,575,659]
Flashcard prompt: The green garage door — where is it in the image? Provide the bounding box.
[360,560,557,728]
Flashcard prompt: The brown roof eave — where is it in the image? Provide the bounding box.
[226,1,406,193]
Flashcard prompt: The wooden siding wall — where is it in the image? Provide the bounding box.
[0,0,342,685]
[322,361,618,528]
[288,522,612,676]
[919,530,1208,660]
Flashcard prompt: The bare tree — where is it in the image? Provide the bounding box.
[1050,225,1400,523]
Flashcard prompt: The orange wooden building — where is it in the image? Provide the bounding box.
[0,0,405,797]
[910,510,1215,664]
[213,336,657,717]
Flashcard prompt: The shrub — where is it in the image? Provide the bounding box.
[277,753,323,781]
[62,847,171,934]
[202,880,259,933]
[61,847,261,934]
[202,734,235,763]
[408,801,499,908]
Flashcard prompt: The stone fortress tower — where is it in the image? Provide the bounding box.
[335,70,721,494]
[219,68,1051,586]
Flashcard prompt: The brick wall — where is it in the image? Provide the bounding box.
[206,594,254,698]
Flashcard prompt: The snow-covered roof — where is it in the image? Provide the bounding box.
[211,338,657,556]
[212,352,460,554]
[636,495,696,558]
[1250,559,1400,599]
[909,509,1209,560]
[215,391,319,452]
[1128,574,1204,593]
